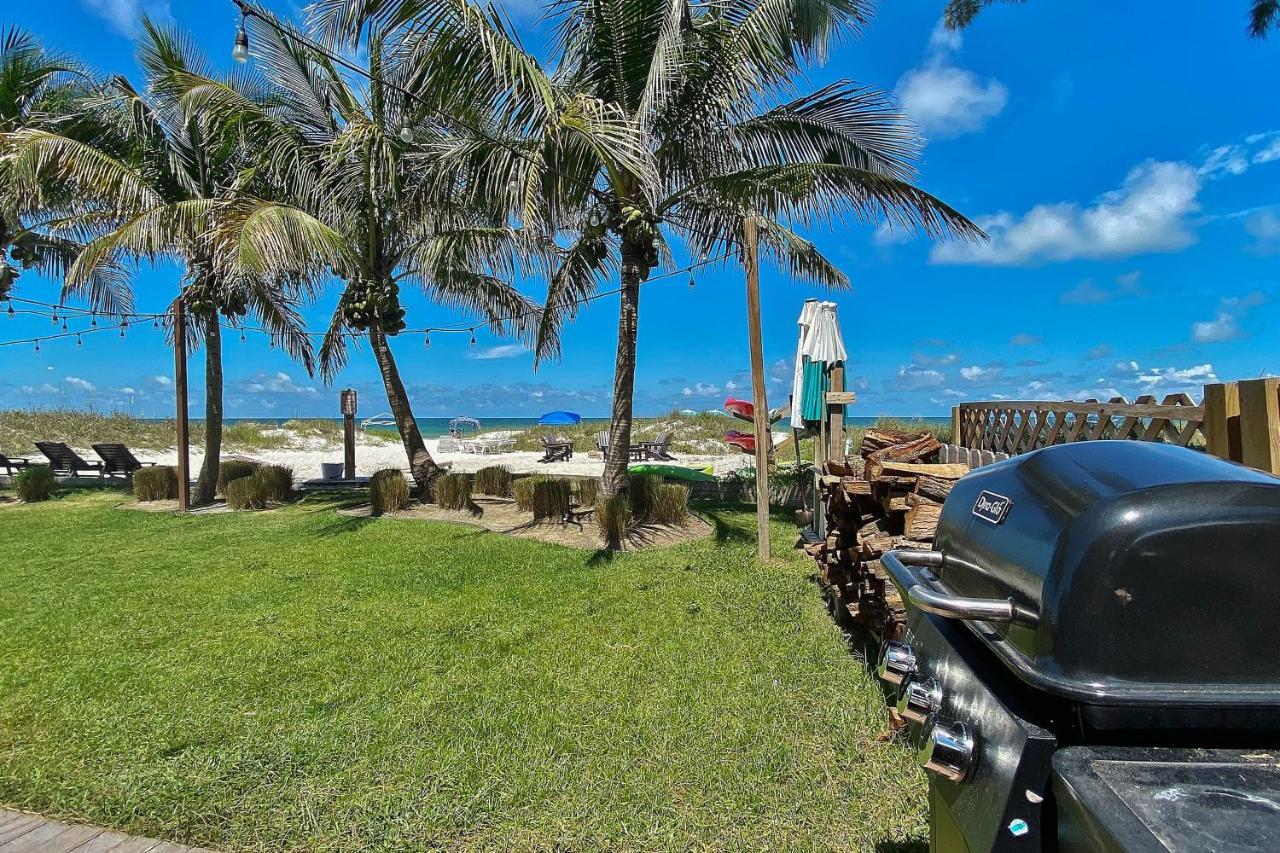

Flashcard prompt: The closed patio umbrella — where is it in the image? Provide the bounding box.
[799,302,847,423]
[790,299,821,429]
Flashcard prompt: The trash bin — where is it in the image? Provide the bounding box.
[321,462,344,480]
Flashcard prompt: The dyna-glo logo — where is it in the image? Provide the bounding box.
[972,490,1013,525]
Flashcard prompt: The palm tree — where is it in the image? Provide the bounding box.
[309,0,982,509]
[4,21,313,505]
[942,0,1279,37]
[193,11,552,491]
[0,26,129,314]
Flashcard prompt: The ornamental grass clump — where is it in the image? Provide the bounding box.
[133,466,178,502]
[512,475,540,512]
[14,465,55,503]
[473,465,512,497]
[531,478,572,521]
[369,469,410,516]
[225,472,270,510]
[627,474,662,520]
[217,459,260,494]
[575,477,599,507]
[256,465,294,503]
[434,473,472,510]
[595,494,632,544]
[649,483,690,525]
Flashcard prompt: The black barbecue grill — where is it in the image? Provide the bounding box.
[877,441,1280,851]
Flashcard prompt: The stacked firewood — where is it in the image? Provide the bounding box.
[807,427,969,640]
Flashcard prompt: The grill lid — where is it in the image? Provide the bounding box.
[927,441,1280,706]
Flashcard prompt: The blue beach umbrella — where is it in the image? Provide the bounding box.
[538,410,582,426]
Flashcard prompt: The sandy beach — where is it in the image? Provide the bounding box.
[134,430,761,481]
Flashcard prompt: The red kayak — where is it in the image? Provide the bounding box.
[725,430,756,453]
[724,397,754,420]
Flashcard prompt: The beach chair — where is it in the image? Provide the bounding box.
[642,430,677,461]
[92,443,156,477]
[538,435,574,463]
[595,431,610,454]
[1,452,30,477]
[34,442,105,477]
[437,436,458,452]
[596,429,646,460]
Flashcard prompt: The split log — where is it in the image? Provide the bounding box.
[866,457,963,482]
[904,503,942,541]
[914,475,955,503]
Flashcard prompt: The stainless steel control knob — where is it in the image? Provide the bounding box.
[918,718,974,782]
[896,676,942,725]
[876,641,916,686]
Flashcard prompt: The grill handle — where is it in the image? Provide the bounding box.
[883,550,1038,626]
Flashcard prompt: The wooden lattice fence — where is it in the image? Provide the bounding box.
[950,380,1280,476]
[953,394,1207,456]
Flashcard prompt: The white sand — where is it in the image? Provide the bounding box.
[134,431,756,481]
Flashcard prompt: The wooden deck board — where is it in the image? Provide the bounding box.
[0,813,211,853]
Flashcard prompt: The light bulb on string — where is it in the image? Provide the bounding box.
[51,309,58,325]
[507,178,519,194]
[76,333,82,347]
[424,330,430,349]
[34,339,40,352]
[61,319,68,331]
[119,324,126,338]
[399,126,413,143]
[689,270,695,290]
[153,317,159,329]
[90,312,97,327]
[470,329,477,347]
[6,301,14,317]
[588,208,602,227]
[240,330,246,344]
[232,13,249,63]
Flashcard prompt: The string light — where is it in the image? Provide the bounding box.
[61,318,68,331]
[50,308,58,325]
[232,10,250,63]
[33,339,39,352]
[399,126,413,142]
[76,333,82,347]
[0,250,729,350]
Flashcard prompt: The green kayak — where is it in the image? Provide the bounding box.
[628,463,716,482]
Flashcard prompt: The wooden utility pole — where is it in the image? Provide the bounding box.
[742,218,771,561]
[173,299,190,511]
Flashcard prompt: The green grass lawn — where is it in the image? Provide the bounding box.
[0,490,925,851]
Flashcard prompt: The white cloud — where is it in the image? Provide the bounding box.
[872,221,915,247]
[1010,333,1041,346]
[1113,360,1141,374]
[1245,209,1280,255]
[1191,313,1241,344]
[888,364,946,391]
[932,161,1201,266]
[119,387,138,395]
[244,372,318,396]
[467,344,528,360]
[681,382,720,397]
[960,365,999,381]
[79,0,170,36]
[896,27,1007,141]
[1199,131,1280,177]
[1083,343,1112,360]
[151,375,172,387]
[724,380,738,391]
[1191,292,1266,344]
[1136,364,1218,386]
[64,376,96,392]
[1199,145,1250,178]
[1060,278,1111,305]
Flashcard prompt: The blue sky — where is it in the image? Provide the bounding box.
[1,0,1277,419]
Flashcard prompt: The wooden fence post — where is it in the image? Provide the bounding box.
[1202,382,1242,463]
[951,406,962,448]
[1238,378,1280,475]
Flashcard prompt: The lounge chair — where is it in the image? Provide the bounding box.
[1,453,30,477]
[641,430,677,461]
[595,430,646,461]
[35,442,105,477]
[92,443,156,477]
[538,435,574,463]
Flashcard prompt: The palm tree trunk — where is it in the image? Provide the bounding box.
[194,314,222,505]
[602,239,644,499]
[369,322,438,492]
